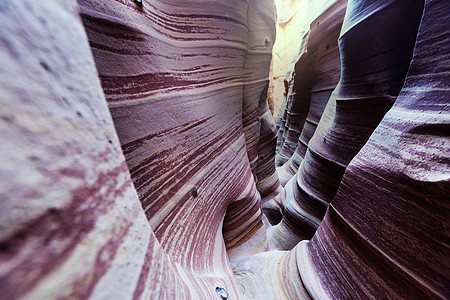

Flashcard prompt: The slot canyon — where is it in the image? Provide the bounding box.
[0,0,448,299]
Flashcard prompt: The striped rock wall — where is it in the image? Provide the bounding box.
[235,0,449,298]
[0,1,194,298]
[266,0,347,225]
[268,0,426,249]
[77,0,279,265]
[1,0,448,299]
[275,0,347,183]
[268,0,344,117]
[0,0,277,298]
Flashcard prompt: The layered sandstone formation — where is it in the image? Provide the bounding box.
[0,1,186,298]
[265,0,347,225]
[1,0,279,298]
[268,0,426,249]
[237,0,450,298]
[275,0,347,180]
[0,0,449,299]
[269,0,339,116]
[77,0,280,267]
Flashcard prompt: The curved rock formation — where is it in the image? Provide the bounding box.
[1,0,448,299]
[269,0,343,116]
[274,32,311,169]
[276,0,347,184]
[78,0,279,265]
[265,0,347,225]
[237,0,450,298]
[0,0,277,298]
[0,1,190,298]
[268,0,425,249]
[242,2,282,202]
[255,83,283,202]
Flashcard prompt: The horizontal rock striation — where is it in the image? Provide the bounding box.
[241,1,282,203]
[268,0,425,249]
[1,0,448,299]
[269,0,345,117]
[78,0,277,294]
[298,0,450,297]
[0,1,192,298]
[1,0,278,298]
[276,0,347,185]
[265,0,347,226]
[274,35,310,172]
[237,0,449,298]
[255,83,283,203]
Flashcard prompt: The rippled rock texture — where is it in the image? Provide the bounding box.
[1,0,279,298]
[268,0,426,249]
[0,1,169,298]
[1,0,449,299]
[78,0,281,267]
[275,0,347,181]
[238,0,449,298]
[268,0,339,116]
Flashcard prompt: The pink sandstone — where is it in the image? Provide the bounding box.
[0,0,448,299]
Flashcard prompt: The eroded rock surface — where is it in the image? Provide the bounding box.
[0,1,186,298]
[0,0,278,298]
[269,0,340,116]
[237,0,449,298]
[269,0,425,249]
[275,0,347,182]
[0,0,448,299]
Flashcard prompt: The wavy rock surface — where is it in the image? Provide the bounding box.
[78,0,278,290]
[0,0,277,298]
[241,1,282,203]
[269,0,340,116]
[0,1,192,298]
[268,0,425,249]
[1,0,448,299]
[275,0,347,182]
[237,0,449,298]
[274,31,311,170]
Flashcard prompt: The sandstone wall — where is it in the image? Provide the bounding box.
[0,1,190,298]
[0,0,448,299]
[269,0,338,116]
[0,0,278,298]
[236,1,449,298]
[269,0,425,249]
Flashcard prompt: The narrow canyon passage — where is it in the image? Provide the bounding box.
[0,0,448,299]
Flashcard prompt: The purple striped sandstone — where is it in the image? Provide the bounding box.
[268,0,426,249]
[78,0,278,287]
[0,0,276,298]
[268,0,347,118]
[0,0,448,299]
[275,0,347,185]
[265,0,347,227]
[0,1,193,298]
[273,0,344,167]
[236,0,449,298]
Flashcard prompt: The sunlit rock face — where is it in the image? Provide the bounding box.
[269,0,341,117]
[268,0,425,249]
[236,0,449,298]
[264,0,347,226]
[275,0,347,180]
